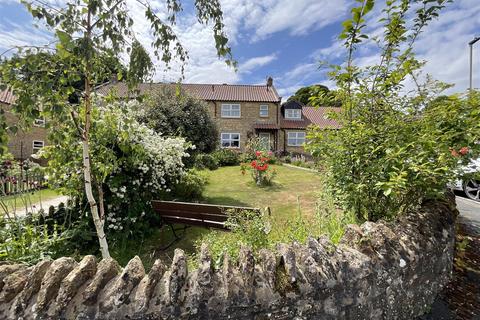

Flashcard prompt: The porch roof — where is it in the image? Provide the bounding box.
[253,122,279,130]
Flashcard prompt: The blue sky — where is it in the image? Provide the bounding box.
[1,0,480,99]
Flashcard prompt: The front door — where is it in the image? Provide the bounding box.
[258,132,270,150]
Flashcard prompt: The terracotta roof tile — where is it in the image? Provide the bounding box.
[280,107,341,129]
[253,122,279,129]
[96,82,281,103]
[0,89,15,105]
[303,107,341,129]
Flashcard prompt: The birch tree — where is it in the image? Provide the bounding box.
[0,0,234,258]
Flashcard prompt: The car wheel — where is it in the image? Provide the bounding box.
[463,179,480,201]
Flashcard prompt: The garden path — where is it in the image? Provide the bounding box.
[7,195,69,217]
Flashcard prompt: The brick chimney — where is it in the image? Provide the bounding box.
[266,76,273,87]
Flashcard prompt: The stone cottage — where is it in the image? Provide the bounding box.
[98,78,340,155]
[0,88,48,161]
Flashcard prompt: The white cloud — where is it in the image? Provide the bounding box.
[239,54,277,73]
[220,0,349,42]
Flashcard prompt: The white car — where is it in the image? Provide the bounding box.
[452,158,480,201]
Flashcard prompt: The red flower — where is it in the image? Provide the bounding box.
[255,151,262,157]
[257,163,268,171]
[260,157,268,162]
[251,160,257,168]
[459,146,469,156]
[450,148,459,157]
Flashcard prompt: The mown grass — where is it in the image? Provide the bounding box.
[113,165,329,269]
[202,165,323,224]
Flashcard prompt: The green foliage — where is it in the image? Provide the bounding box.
[41,98,190,243]
[240,137,270,163]
[0,215,66,264]
[167,169,209,200]
[196,195,355,268]
[194,154,219,170]
[307,0,477,221]
[0,0,235,257]
[287,84,334,106]
[240,151,277,186]
[212,149,240,166]
[137,86,218,155]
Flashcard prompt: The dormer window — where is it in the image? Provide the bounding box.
[285,109,301,120]
[34,117,46,127]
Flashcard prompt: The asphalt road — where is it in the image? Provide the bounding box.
[455,193,480,231]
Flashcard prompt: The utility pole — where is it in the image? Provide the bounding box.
[469,36,480,91]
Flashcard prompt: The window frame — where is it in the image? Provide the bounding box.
[259,104,269,117]
[221,103,241,118]
[285,108,302,120]
[220,132,241,149]
[34,117,46,127]
[287,131,306,147]
[32,140,45,153]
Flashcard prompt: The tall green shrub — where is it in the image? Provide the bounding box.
[137,87,219,156]
[307,0,480,221]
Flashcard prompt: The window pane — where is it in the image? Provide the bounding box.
[232,105,240,110]
[231,134,239,140]
[231,140,240,147]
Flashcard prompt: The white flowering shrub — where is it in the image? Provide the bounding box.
[41,97,191,241]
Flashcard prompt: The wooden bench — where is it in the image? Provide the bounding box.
[151,200,265,249]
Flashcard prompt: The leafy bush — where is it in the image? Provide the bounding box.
[212,149,240,166]
[167,169,209,200]
[136,86,218,155]
[240,151,277,186]
[307,0,480,221]
[0,215,66,264]
[197,210,271,267]
[41,98,191,244]
[194,154,219,170]
[196,193,355,268]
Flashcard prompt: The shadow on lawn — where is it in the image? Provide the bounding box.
[201,196,251,207]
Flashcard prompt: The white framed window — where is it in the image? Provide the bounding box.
[34,117,46,127]
[285,109,301,120]
[259,104,269,117]
[32,140,44,154]
[221,133,240,148]
[221,104,241,118]
[287,132,305,146]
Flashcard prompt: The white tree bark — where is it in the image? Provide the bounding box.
[82,139,110,258]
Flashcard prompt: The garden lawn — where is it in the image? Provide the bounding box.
[202,165,322,224]
[0,189,60,216]
[113,165,324,269]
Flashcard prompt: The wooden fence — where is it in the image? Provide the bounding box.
[0,173,46,196]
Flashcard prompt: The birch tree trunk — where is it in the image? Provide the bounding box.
[81,4,110,258]
[82,140,110,258]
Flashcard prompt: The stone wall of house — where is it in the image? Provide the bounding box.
[279,128,308,154]
[208,101,280,151]
[0,196,457,320]
[2,102,48,161]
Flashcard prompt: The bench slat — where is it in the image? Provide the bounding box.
[161,216,229,230]
[156,209,229,222]
[152,200,261,231]
[152,200,259,214]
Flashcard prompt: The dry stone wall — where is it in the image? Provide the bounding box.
[0,196,457,319]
